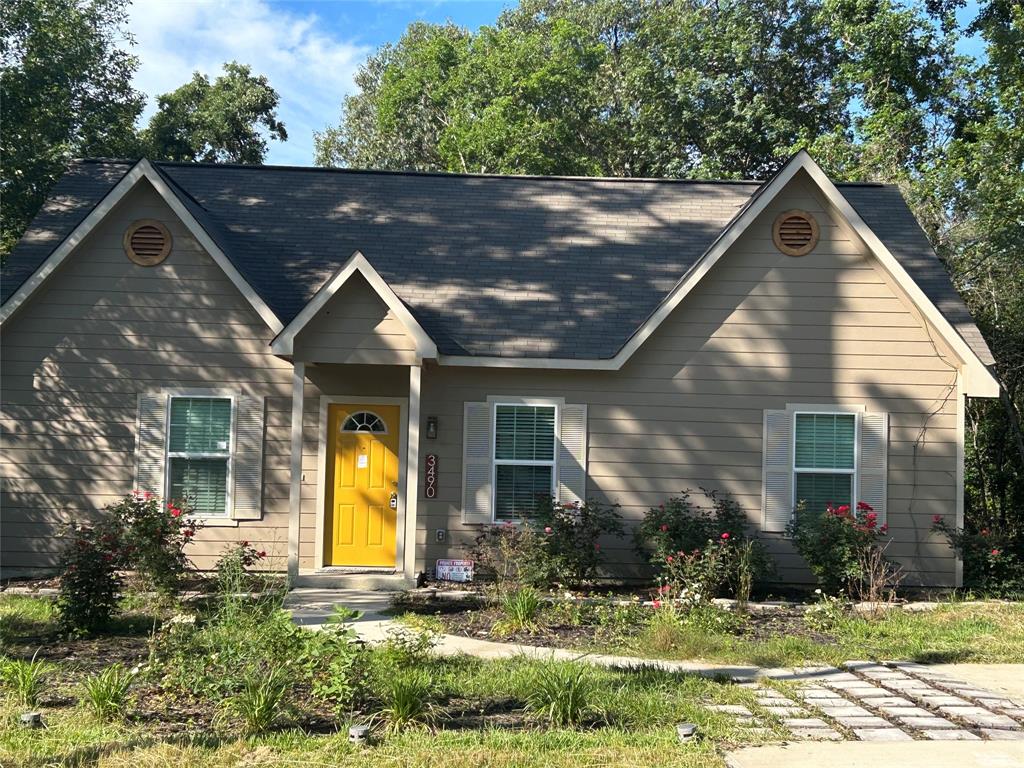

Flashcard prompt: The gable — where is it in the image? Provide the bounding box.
[0,179,285,403]
[292,272,420,365]
[628,173,962,384]
[0,160,282,332]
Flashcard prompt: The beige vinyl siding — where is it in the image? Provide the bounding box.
[0,180,295,574]
[292,273,418,365]
[419,172,961,585]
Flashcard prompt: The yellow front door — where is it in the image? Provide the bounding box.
[325,404,400,567]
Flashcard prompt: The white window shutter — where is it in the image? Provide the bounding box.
[858,411,889,523]
[558,404,588,506]
[762,409,794,532]
[232,395,265,520]
[461,402,493,524]
[135,393,168,496]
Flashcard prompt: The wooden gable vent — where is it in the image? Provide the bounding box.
[124,219,172,266]
[772,210,819,256]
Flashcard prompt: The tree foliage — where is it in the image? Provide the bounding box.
[2,3,288,257]
[141,62,287,163]
[1,0,143,255]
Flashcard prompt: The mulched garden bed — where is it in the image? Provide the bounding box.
[396,591,836,649]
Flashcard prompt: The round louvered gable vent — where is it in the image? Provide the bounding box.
[772,210,819,256]
[124,219,172,266]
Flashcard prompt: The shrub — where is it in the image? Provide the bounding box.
[530,497,625,587]
[932,516,1024,595]
[112,491,201,596]
[524,659,601,727]
[371,668,436,733]
[661,538,731,605]
[788,501,889,594]
[222,666,289,735]
[466,521,546,589]
[495,586,542,635]
[56,521,123,635]
[635,489,748,567]
[0,651,50,706]
[637,489,772,598]
[467,497,624,589]
[81,663,135,720]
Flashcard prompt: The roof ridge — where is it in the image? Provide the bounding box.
[72,156,886,186]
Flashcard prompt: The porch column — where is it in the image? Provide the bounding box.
[287,361,306,583]
[404,363,422,578]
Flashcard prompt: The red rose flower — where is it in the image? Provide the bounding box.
[991,549,1000,556]
[880,523,889,533]
[544,526,552,534]
[660,524,669,532]
[258,550,266,558]
[720,532,730,540]
[652,600,662,609]
[666,555,674,563]
[933,515,943,524]
[170,507,181,518]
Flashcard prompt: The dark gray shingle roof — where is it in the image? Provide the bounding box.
[2,159,993,365]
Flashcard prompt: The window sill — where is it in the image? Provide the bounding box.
[196,517,239,528]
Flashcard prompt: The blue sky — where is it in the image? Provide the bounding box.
[125,0,986,167]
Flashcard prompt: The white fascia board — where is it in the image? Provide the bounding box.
[270,250,438,359]
[0,159,284,333]
[797,159,999,398]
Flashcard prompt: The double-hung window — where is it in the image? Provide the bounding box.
[166,397,233,517]
[492,404,557,521]
[793,412,856,511]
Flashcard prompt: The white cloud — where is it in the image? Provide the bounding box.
[126,0,370,165]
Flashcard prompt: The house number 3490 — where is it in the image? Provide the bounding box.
[425,454,438,499]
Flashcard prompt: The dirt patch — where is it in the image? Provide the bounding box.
[739,608,834,645]
[399,593,836,650]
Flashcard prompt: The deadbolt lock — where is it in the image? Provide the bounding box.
[389,492,398,509]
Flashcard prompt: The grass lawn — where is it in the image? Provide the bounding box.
[397,594,1024,668]
[618,602,1024,667]
[0,593,778,768]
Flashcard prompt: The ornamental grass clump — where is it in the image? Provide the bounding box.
[222,666,290,735]
[495,586,542,635]
[371,668,437,734]
[0,651,50,707]
[524,659,602,727]
[81,663,135,720]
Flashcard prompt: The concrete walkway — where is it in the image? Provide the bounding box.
[725,742,1024,768]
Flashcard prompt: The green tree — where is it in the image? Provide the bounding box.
[316,0,851,178]
[141,62,287,163]
[1,0,143,255]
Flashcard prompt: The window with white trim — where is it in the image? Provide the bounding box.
[166,397,232,517]
[793,412,856,511]
[492,404,556,520]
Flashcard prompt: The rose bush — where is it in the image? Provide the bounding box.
[56,491,202,633]
[56,520,123,634]
[788,501,889,594]
[931,515,1023,595]
[112,491,201,596]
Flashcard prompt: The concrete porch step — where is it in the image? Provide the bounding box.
[292,570,412,590]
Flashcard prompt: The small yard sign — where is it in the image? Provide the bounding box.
[436,558,473,582]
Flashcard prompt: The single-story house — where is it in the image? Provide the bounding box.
[0,151,998,588]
